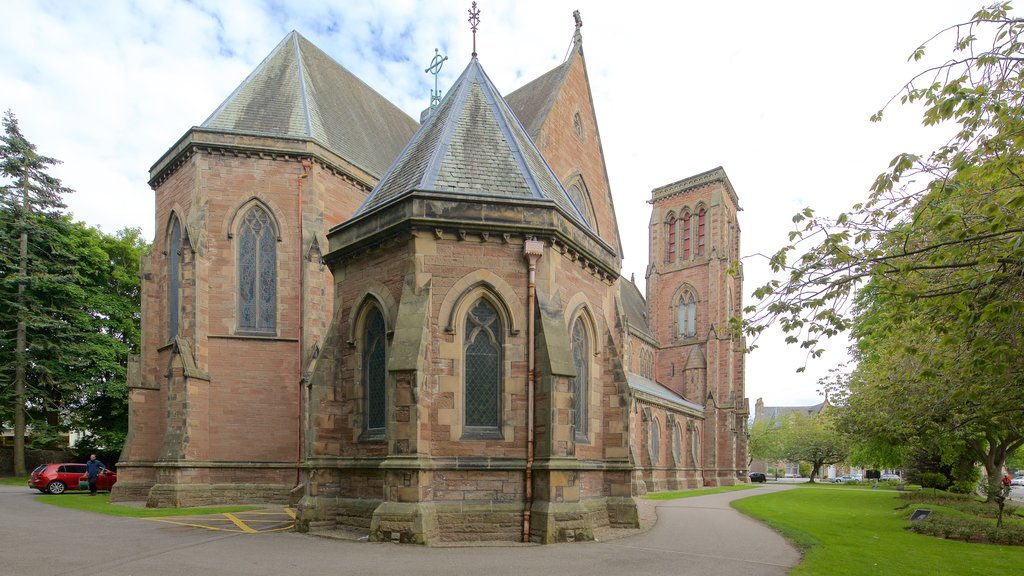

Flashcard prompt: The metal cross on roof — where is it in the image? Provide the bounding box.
[425,48,448,109]
[468,2,480,58]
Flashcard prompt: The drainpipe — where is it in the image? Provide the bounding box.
[522,238,544,543]
[297,158,312,487]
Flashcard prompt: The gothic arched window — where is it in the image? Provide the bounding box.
[697,208,707,256]
[464,299,502,434]
[238,205,277,333]
[673,423,683,464]
[677,290,697,338]
[571,316,589,442]
[682,212,691,260]
[363,306,387,435]
[666,213,677,263]
[167,215,182,341]
[651,418,661,464]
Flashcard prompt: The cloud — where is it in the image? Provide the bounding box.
[0,0,979,406]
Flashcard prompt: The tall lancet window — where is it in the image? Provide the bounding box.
[571,317,589,442]
[666,213,677,263]
[363,307,387,434]
[682,212,691,260]
[697,208,707,256]
[677,290,697,338]
[168,216,181,341]
[465,299,502,433]
[238,205,277,333]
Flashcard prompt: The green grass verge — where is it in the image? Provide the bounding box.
[0,475,28,486]
[36,493,264,517]
[733,486,1024,575]
[644,484,757,500]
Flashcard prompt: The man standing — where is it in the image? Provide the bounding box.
[85,454,106,496]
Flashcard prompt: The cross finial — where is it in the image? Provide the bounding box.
[425,48,448,109]
[468,2,481,58]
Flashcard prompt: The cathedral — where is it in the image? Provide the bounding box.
[113,13,749,544]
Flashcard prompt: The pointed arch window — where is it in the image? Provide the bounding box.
[682,212,691,260]
[677,290,697,338]
[238,205,277,333]
[464,299,502,434]
[666,213,677,263]
[651,418,661,464]
[167,216,181,341]
[673,423,683,464]
[697,208,706,256]
[571,317,589,442]
[363,306,387,435]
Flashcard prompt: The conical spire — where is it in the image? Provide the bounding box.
[354,58,592,230]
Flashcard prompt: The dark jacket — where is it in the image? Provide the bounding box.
[85,459,106,479]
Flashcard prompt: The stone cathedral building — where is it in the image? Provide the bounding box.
[113,15,749,544]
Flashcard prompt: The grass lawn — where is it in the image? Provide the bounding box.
[645,484,757,500]
[0,475,28,486]
[36,492,265,517]
[733,486,1024,575]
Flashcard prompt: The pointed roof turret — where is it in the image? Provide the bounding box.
[353,58,592,230]
[200,31,418,179]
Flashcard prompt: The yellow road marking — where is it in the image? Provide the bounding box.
[224,513,258,533]
[143,507,296,534]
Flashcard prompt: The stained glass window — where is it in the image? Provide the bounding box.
[238,205,276,332]
[364,307,386,434]
[677,291,697,338]
[571,317,589,442]
[465,299,501,431]
[168,216,181,341]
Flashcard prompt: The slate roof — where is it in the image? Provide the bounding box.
[201,31,419,179]
[504,59,571,140]
[620,277,654,341]
[755,402,827,422]
[354,58,591,229]
[627,373,704,413]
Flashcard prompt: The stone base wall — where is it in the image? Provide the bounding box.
[147,482,291,507]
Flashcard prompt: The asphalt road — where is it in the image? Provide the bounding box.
[0,484,800,576]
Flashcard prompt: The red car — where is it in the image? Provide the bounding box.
[28,463,117,494]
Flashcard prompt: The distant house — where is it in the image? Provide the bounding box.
[749,397,828,478]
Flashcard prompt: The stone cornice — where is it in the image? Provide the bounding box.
[650,166,741,210]
[325,192,621,284]
[633,391,706,418]
[148,128,377,192]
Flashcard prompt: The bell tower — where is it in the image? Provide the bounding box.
[645,167,748,485]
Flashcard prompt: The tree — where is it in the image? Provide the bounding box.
[841,265,1024,499]
[775,412,849,483]
[0,111,146,471]
[745,3,1024,358]
[750,409,849,483]
[0,110,70,476]
[742,4,1024,498]
[748,417,784,468]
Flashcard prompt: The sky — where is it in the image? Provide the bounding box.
[0,0,983,407]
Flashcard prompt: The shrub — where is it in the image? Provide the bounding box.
[919,472,948,490]
[949,480,977,495]
[910,512,1024,545]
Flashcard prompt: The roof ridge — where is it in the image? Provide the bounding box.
[200,31,296,128]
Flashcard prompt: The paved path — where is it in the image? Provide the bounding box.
[0,484,800,575]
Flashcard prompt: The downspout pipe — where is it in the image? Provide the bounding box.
[522,238,544,543]
[297,158,312,487]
